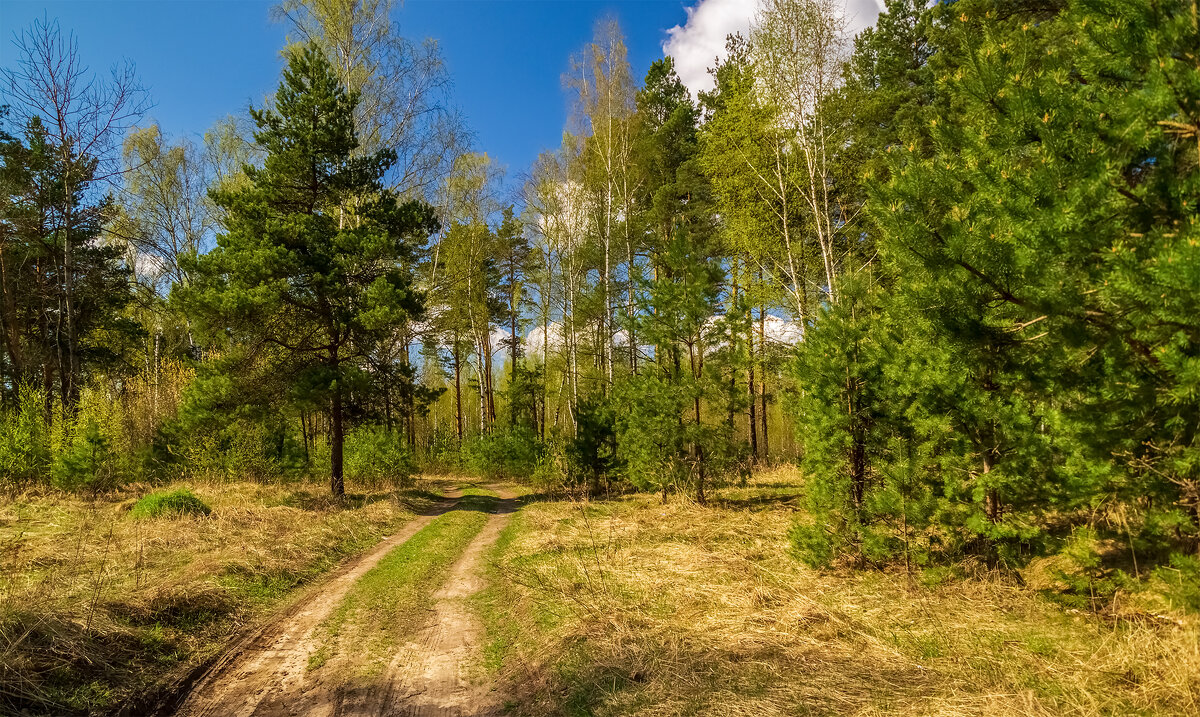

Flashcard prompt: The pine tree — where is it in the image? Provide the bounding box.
[179,45,437,496]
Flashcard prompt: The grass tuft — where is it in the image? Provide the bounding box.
[129,488,211,520]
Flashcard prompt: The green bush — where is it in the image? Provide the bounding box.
[343,425,415,487]
[530,449,568,494]
[0,386,52,489]
[1050,526,1134,611]
[129,488,212,519]
[52,421,122,493]
[462,426,545,481]
[1156,554,1200,613]
[565,398,620,494]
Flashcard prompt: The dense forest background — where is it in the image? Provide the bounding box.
[1,0,1198,611]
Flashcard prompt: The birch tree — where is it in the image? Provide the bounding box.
[273,0,467,197]
[2,18,149,410]
[566,18,638,388]
[752,0,851,304]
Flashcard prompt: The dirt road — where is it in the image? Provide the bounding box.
[172,488,516,717]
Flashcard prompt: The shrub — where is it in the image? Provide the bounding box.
[52,421,122,493]
[565,398,619,495]
[129,488,212,519]
[462,426,545,481]
[530,449,568,494]
[1156,554,1200,613]
[0,386,51,489]
[343,425,415,487]
[1050,526,1133,611]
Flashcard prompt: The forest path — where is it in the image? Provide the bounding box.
[172,485,516,717]
[349,490,515,717]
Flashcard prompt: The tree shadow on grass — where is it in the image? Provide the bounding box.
[495,636,947,717]
[710,490,805,512]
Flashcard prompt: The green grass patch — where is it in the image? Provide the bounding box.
[308,495,496,673]
[129,488,211,519]
[473,508,528,673]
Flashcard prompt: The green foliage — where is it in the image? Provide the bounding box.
[0,386,51,489]
[52,420,121,493]
[789,275,886,557]
[343,425,415,486]
[1049,527,1135,611]
[783,0,1200,603]
[567,398,620,495]
[0,109,143,411]
[463,427,546,482]
[529,450,569,494]
[1156,554,1200,613]
[177,44,437,495]
[129,488,212,519]
[614,374,688,495]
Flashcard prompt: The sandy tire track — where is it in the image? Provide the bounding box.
[171,492,462,717]
[376,489,516,717]
[171,487,516,717]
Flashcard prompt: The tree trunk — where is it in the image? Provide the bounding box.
[626,217,637,374]
[400,329,414,445]
[759,282,769,464]
[477,354,486,434]
[0,244,23,399]
[62,201,81,411]
[383,377,394,432]
[983,455,1000,523]
[484,330,496,426]
[689,340,706,506]
[603,229,612,390]
[541,307,549,438]
[748,298,758,463]
[453,341,463,443]
[300,410,310,464]
[331,382,345,497]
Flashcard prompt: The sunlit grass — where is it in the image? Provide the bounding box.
[478,466,1200,716]
[0,477,435,714]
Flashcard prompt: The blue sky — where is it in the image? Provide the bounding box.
[1,0,882,183]
[0,1,705,182]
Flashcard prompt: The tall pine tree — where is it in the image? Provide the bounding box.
[179,46,437,496]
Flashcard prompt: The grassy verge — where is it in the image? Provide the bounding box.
[478,467,1199,716]
[308,490,498,676]
[0,478,444,716]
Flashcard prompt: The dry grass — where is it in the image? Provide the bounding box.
[0,476,447,715]
[478,467,1200,716]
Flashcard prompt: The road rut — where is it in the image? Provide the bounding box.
[173,488,515,717]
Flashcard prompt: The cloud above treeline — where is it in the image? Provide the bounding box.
[663,0,886,98]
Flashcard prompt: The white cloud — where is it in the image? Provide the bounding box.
[525,322,566,356]
[763,314,804,345]
[845,0,885,36]
[663,0,886,98]
[664,0,764,98]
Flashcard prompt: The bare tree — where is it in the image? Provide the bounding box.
[565,17,638,389]
[2,17,149,408]
[115,125,213,293]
